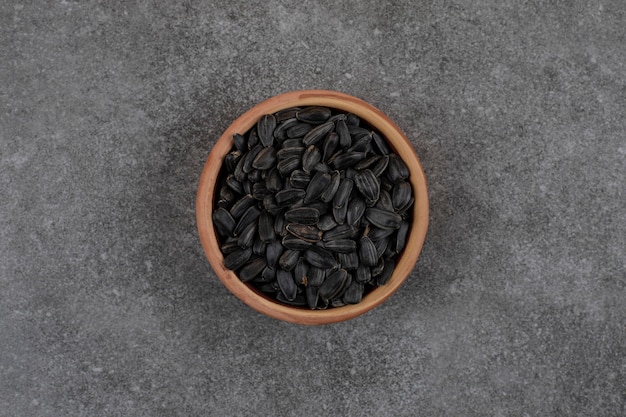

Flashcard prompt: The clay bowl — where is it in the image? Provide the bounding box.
[196,90,428,325]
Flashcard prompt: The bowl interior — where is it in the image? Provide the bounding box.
[196,90,428,324]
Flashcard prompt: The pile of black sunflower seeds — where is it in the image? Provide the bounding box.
[213,106,414,309]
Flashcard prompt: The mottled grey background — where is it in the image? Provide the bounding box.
[1,1,625,416]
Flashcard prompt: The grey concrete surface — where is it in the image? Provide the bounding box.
[1,1,625,416]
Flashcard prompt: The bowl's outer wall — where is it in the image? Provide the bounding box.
[196,90,429,325]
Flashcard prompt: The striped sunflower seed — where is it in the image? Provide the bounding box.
[239,258,266,282]
[304,171,331,204]
[223,247,253,270]
[296,106,332,124]
[303,121,334,146]
[285,207,320,225]
[279,249,300,271]
[257,114,276,147]
[277,269,297,301]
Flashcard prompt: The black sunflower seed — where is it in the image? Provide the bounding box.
[323,239,357,253]
[233,133,247,152]
[234,206,261,236]
[237,221,257,248]
[337,251,359,270]
[276,147,305,160]
[322,132,339,162]
[330,152,367,170]
[345,113,360,126]
[213,207,236,237]
[303,121,334,146]
[282,235,312,251]
[394,220,410,254]
[242,180,253,195]
[371,131,391,155]
[365,208,402,230]
[289,170,311,189]
[332,203,348,225]
[220,240,240,255]
[259,266,277,282]
[336,119,351,148]
[313,162,331,173]
[371,257,385,277]
[328,113,346,122]
[392,181,412,212]
[247,128,259,149]
[224,150,242,173]
[367,226,395,241]
[226,175,244,195]
[258,211,275,242]
[304,246,338,269]
[386,154,409,182]
[273,118,299,141]
[265,168,283,193]
[342,281,364,304]
[319,269,350,301]
[374,237,389,258]
[302,145,322,173]
[243,144,263,173]
[279,249,300,271]
[219,185,237,205]
[285,207,320,225]
[274,213,287,236]
[281,138,304,148]
[346,197,366,226]
[344,168,357,180]
[376,189,394,212]
[253,238,266,256]
[266,240,284,269]
[355,264,371,283]
[333,178,354,208]
[377,259,395,285]
[305,200,329,216]
[263,195,281,216]
[354,169,380,204]
[286,122,313,138]
[296,106,332,124]
[317,214,338,232]
[226,189,246,212]
[274,107,301,123]
[358,235,377,267]
[348,125,370,139]
[355,155,381,171]
[275,189,306,206]
[320,171,341,203]
[305,285,319,309]
[304,171,331,204]
[294,257,309,286]
[285,223,323,242]
[347,134,372,153]
[252,146,277,170]
[371,155,389,177]
[277,155,301,177]
[239,258,266,282]
[233,154,246,181]
[252,182,272,200]
[223,247,253,270]
[308,267,325,287]
[257,114,277,147]
[277,269,297,301]
[323,224,358,241]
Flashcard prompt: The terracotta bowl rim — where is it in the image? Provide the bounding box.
[196,90,428,325]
